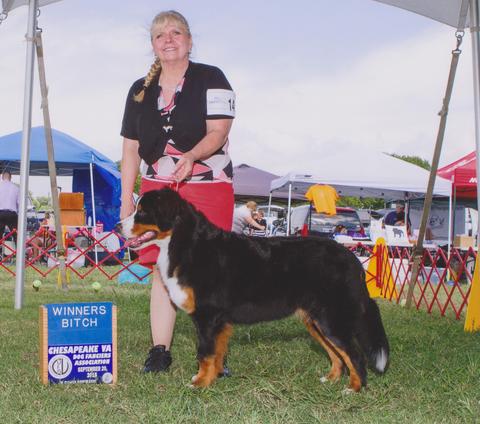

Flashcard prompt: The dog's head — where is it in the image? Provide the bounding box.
[119,188,187,250]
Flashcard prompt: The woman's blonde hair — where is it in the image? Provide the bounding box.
[245,201,257,211]
[133,10,192,103]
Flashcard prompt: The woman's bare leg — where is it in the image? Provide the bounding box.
[150,266,176,348]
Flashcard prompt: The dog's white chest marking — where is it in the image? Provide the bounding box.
[157,236,187,310]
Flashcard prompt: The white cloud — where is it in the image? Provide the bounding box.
[229,27,476,175]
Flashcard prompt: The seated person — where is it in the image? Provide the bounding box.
[385,204,406,226]
[384,203,411,235]
[253,210,267,228]
[28,213,54,263]
[232,201,265,234]
[333,224,348,236]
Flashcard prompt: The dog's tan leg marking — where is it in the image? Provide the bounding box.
[214,324,233,376]
[298,309,362,391]
[191,356,216,388]
[191,324,233,388]
[300,311,343,383]
[329,345,362,392]
[181,287,196,314]
[297,310,362,392]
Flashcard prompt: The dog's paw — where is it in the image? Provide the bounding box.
[190,378,211,388]
[342,387,356,395]
[320,373,341,384]
[188,375,202,389]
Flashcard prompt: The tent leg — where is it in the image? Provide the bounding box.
[286,183,292,235]
[470,0,480,249]
[405,32,463,308]
[267,192,272,236]
[36,31,68,290]
[449,187,455,262]
[89,162,98,265]
[14,0,38,310]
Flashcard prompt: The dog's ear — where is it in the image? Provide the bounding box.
[143,188,186,232]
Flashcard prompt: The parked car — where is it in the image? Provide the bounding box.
[372,208,394,220]
[256,204,287,236]
[26,208,46,233]
[256,204,311,236]
[256,205,286,220]
[356,209,388,236]
[306,207,366,238]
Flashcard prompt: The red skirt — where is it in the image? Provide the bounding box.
[138,178,234,265]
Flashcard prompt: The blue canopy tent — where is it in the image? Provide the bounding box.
[0,126,120,230]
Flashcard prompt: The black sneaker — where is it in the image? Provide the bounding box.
[143,345,172,373]
[218,363,232,378]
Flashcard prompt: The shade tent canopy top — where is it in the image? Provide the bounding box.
[1,0,61,12]
[438,151,477,198]
[0,126,120,177]
[374,0,470,29]
[232,163,303,200]
[2,1,471,27]
[0,127,121,231]
[269,148,452,200]
[233,164,279,197]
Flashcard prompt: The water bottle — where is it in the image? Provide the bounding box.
[96,220,104,234]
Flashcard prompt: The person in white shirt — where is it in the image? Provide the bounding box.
[0,170,20,236]
[232,201,265,234]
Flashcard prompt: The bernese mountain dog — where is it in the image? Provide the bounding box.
[119,188,389,392]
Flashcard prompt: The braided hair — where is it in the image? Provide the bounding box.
[133,10,191,103]
[133,57,162,103]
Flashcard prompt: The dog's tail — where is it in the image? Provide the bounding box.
[357,298,389,374]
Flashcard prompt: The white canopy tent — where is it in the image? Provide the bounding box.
[269,148,453,236]
[2,0,59,10]
[374,1,480,221]
[374,0,470,29]
[2,0,65,308]
[269,149,453,200]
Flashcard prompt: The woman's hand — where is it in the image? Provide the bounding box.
[120,198,135,221]
[172,152,195,182]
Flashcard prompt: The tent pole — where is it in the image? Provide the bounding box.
[470,0,480,248]
[89,161,98,265]
[35,30,68,290]
[405,31,464,308]
[286,183,292,235]
[453,186,457,240]
[448,187,453,261]
[267,192,272,236]
[14,0,38,310]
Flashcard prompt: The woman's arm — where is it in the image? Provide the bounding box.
[120,137,141,219]
[245,214,266,231]
[172,119,233,182]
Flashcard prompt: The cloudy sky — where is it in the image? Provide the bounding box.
[0,0,476,195]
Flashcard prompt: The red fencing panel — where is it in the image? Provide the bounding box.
[0,231,473,319]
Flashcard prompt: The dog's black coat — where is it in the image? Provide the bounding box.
[126,188,389,389]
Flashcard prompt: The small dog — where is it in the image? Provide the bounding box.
[120,188,389,392]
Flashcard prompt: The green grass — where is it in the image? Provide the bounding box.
[1,269,479,424]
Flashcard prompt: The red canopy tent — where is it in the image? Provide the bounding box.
[438,152,477,199]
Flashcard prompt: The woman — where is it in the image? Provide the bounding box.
[120,10,236,373]
[231,201,265,234]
